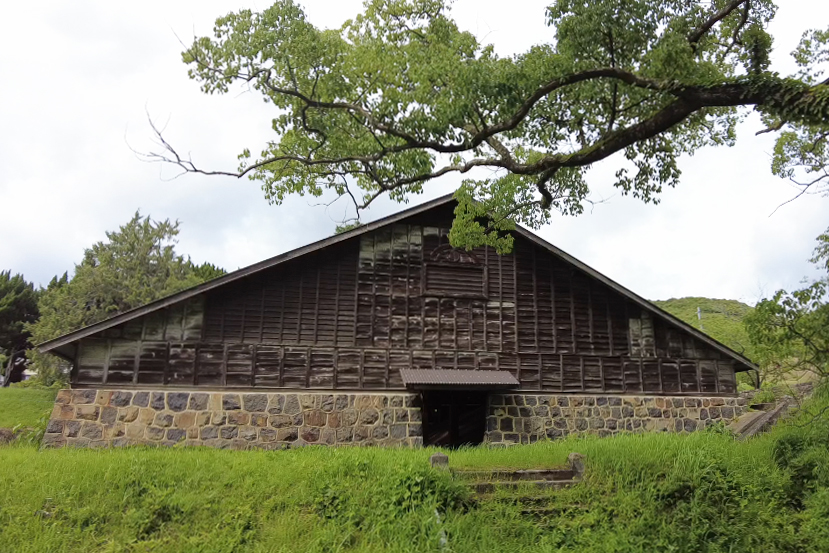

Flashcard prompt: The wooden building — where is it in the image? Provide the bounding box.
[41,195,755,449]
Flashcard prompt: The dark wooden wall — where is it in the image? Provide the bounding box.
[73,206,741,394]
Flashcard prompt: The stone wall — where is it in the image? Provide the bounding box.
[43,389,422,450]
[43,389,747,449]
[485,394,747,445]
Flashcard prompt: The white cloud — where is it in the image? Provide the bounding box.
[0,0,826,307]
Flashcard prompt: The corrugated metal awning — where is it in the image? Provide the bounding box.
[399,369,519,390]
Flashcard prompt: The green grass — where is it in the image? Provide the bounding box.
[0,387,57,428]
[1,388,829,552]
[653,297,755,361]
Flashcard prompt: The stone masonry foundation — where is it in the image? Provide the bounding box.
[43,389,746,449]
[485,394,748,445]
[43,389,422,449]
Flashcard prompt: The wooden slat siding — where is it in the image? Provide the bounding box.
[513,246,520,384]
[69,210,746,394]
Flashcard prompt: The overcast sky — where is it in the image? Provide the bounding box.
[1,0,827,305]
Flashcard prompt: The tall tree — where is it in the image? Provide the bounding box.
[746,227,829,384]
[27,213,225,384]
[149,0,829,251]
[0,271,39,379]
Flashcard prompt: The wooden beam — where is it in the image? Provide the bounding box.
[313,265,321,345]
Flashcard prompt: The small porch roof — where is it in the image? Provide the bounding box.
[399,369,520,390]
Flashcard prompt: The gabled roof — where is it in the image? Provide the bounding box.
[39,193,758,372]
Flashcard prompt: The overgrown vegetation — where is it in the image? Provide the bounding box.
[653,297,755,360]
[0,387,827,552]
[7,212,226,385]
[0,387,56,429]
[746,225,829,385]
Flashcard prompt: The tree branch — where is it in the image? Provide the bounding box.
[688,0,750,50]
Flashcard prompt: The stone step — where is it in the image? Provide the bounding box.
[471,480,577,494]
[453,468,576,482]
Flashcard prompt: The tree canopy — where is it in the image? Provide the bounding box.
[0,271,39,370]
[27,212,225,384]
[148,0,829,251]
[746,226,829,383]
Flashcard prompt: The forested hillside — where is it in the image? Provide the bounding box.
[653,297,755,361]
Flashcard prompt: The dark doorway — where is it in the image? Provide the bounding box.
[422,391,487,447]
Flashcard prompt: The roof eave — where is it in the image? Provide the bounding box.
[37,193,458,354]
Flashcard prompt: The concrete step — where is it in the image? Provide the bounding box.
[454,468,576,482]
[471,479,577,494]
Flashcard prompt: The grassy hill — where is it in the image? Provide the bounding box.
[653,297,755,361]
[1,387,829,552]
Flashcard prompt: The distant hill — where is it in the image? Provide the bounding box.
[652,297,755,361]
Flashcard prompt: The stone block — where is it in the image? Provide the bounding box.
[55,389,72,404]
[358,408,379,425]
[211,412,227,426]
[404,395,420,408]
[380,408,394,425]
[320,394,334,412]
[408,409,422,422]
[146,426,165,441]
[269,415,292,428]
[76,405,100,421]
[154,413,174,428]
[150,392,165,410]
[196,412,211,426]
[301,427,320,442]
[186,427,199,439]
[250,413,268,427]
[259,428,277,442]
[46,419,64,434]
[126,424,146,440]
[336,427,354,442]
[243,394,268,412]
[174,411,196,428]
[200,426,219,440]
[353,426,371,442]
[42,433,66,448]
[132,391,149,408]
[189,393,209,411]
[57,405,75,420]
[283,395,301,415]
[94,391,112,406]
[110,391,133,407]
[118,406,139,423]
[407,424,422,437]
[65,420,81,438]
[389,395,404,408]
[80,422,103,440]
[300,394,318,410]
[220,426,238,439]
[166,428,186,442]
[305,409,327,427]
[72,390,96,404]
[239,427,257,441]
[320,428,336,445]
[277,428,298,442]
[227,411,250,426]
[222,394,241,410]
[335,395,349,410]
[267,394,285,414]
[167,393,189,412]
[99,406,117,425]
[372,425,389,440]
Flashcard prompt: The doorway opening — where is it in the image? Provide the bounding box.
[421,391,487,447]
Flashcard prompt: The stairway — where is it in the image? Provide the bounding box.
[453,468,579,494]
[431,451,585,497]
